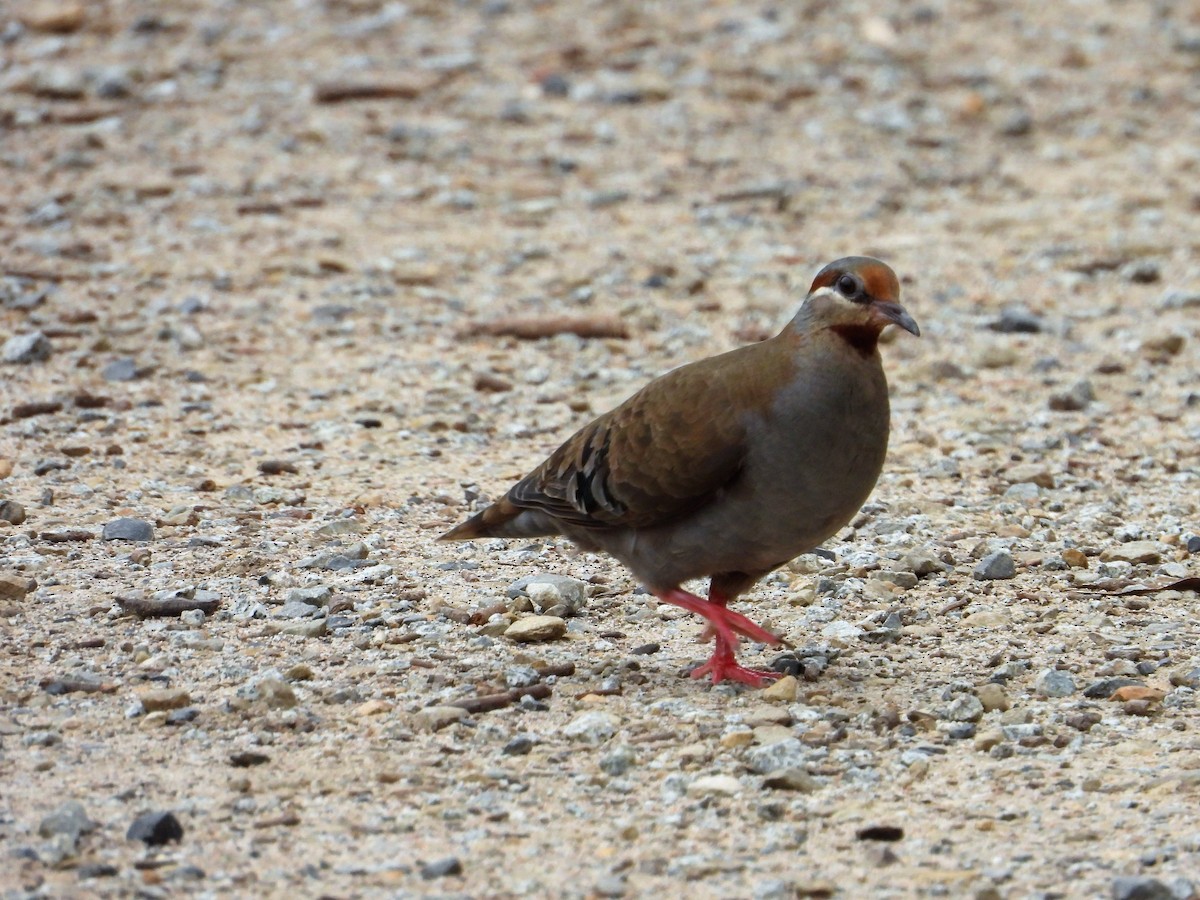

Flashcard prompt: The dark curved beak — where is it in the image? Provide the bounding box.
[875,301,920,336]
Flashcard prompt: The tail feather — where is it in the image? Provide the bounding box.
[439,497,525,541]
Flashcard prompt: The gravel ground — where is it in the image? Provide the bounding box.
[2,1,1200,897]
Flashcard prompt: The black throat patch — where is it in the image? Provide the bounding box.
[830,324,880,357]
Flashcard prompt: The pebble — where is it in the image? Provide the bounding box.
[1048,380,1094,411]
[761,768,818,792]
[563,711,618,744]
[1062,548,1089,568]
[21,2,87,33]
[1186,535,1200,554]
[246,677,297,709]
[761,675,798,702]
[278,619,328,638]
[746,738,810,774]
[102,518,155,541]
[38,800,96,843]
[1034,669,1076,698]
[1120,260,1161,284]
[975,684,1011,713]
[1100,541,1164,565]
[0,500,26,524]
[0,574,35,601]
[420,856,463,879]
[599,744,637,776]
[285,585,334,606]
[1110,876,1174,900]
[594,875,627,898]
[687,774,743,797]
[942,693,985,722]
[1065,710,1102,731]
[504,615,566,642]
[503,735,534,755]
[138,688,191,711]
[988,306,1044,333]
[525,580,587,617]
[974,551,1016,581]
[414,705,466,731]
[3,331,52,364]
[899,549,948,576]
[102,357,140,382]
[127,811,184,846]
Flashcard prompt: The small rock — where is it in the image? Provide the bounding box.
[285,585,333,606]
[687,774,743,797]
[420,856,463,879]
[898,549,948,576]
[974,550,1016,581]
[127,811,183,846]
[38,800,96,842]
[414,705,466,731]
[503,735,534,755]
[1062,548,1089,568]
[0,574,35,601]
[1141,334,1186,359]
[1065,710,1102,731]
[988,306,1043,333]
[1109,685,1165,703]
[1049,380,1094,411]
[599,744,637,776]
[252,677,297,709]
[1186,536,1200,554]
[138,688,191,711]
[21,2,87,33]
[525,579,587,617]
[975,683,1011,713]
[1100,541,1164,565]
[504,615,566,642]
[102,357,140,382]
[761,768,818,792]
[563,711,618,745]
[1083,677,1143,699]
[973,729,1005,752]
[0,499,24,524]
[746,737,810,774]
[761,675,798,702]
[1110,876,1174,900]
[102,518,154,541]
[1034,669,1076,698]
[942,693,985,723]
[1120,260,1161,284]
[3,331,52,364]
[594,875,627,898]
[278,618,327,638]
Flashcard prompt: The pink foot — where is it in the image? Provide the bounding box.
[690,646,782,687]
[655,587,783,688]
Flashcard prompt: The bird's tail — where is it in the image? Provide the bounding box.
[438,497,525,541]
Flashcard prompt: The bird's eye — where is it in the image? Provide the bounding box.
[835,274,861,298]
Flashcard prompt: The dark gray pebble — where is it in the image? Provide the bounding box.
[78,862,120,879]
[127,811,183,845]
[988,306,1043,333]
[1083,677,1143,699]
[420,856,463,879]
[1110,876,1174,900]
[102,518,154,541]
[503,735,534,755]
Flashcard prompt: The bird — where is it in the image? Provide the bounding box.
[441,256,919,687]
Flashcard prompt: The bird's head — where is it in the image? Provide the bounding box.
[799,256,920,353]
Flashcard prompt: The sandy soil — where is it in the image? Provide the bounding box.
[2,1,1200,897]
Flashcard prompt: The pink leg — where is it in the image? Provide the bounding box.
[655,587,782,687]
